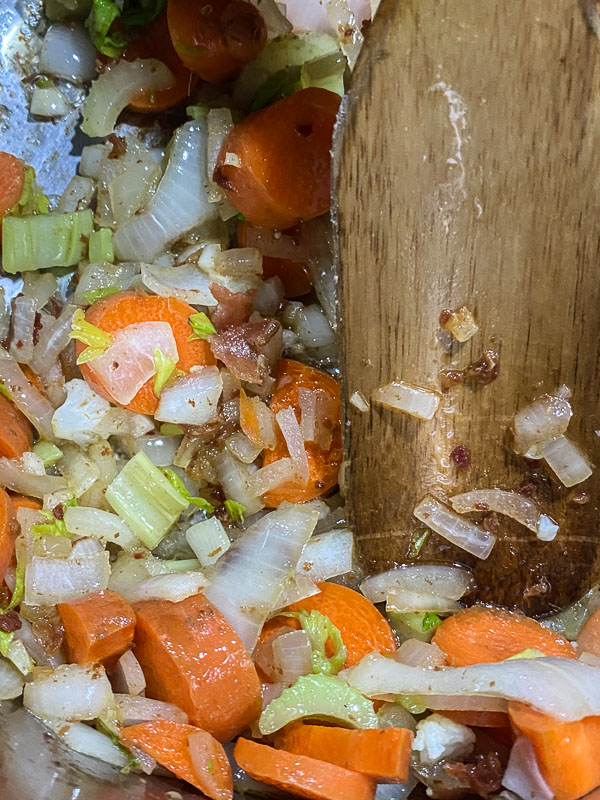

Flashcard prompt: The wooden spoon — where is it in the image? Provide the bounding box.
[334,0,600,615]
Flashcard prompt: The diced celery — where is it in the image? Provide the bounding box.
[105,451,188,549]
[280,610,346,675]
[186,517,231,567]
[88,228,114,263]
[2,210,93,273]
[160,423,184,436]
[33,441,63,467]
[300,51,346,96]
[386,609,436,643]
[162,558,203,573]
[258,674,378,735]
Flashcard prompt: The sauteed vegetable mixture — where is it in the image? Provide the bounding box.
[0,2,598,799]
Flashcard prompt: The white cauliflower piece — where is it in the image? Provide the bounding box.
[412,713,476,765]
[52,379,111,446]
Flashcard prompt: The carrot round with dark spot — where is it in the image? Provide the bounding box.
[214,88,341,229]
[0,394,34,460]
[0,488,18,585]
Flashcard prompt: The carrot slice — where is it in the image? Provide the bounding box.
[234,738,376,800]
[0,394,34,460]
[0,489,18,585]
[214,88,341,229]
[576,608,600,657]
[122,720,232,800]
[440,710,510,728]
[509,702,600,800]
[268,581,396,668]
[8,494,41,513]
[133,594,261,741]
[262,359,342,507]
[167,0,266,83]
[58,590,136,665]
[433,605,577,666]
[124,11,197,111]
[79,292,215,414]
[274,724,413,783]
[0,152,25,220]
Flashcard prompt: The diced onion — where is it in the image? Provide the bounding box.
[74,261,139,306]
[240,393,277,449]
[155,367,222,426]
[114,694,188,726]
[416,694,509,712]
[30,304,76,380]
[276,407,309,484]
[349,390,370,412]
[348,653,600,721]
[52,721,129,769]
[0,346,55,438]
[395,640,447,668]
[450,488,559,541]
[25,551,111,606]
[439,306,479,342]
[114,120,217,262]
[39,24,97,82]
[513,388,572,453]
[226,431,263,464]
[81,59,174,137]
[372,380,440,421]
[360,564,472,604]
[52,378,111,446]
[22,452,46,476]
[9,296,37,364]
[93,407,154,440]
[248,0,293,37]
[186,517,231,567]
[0,659,25,700]
[64,506,140,549]
[274,573,320,609]
[298,529,354,580]
[294,304,335,349]
[215,450,265,515]
[414,495,496,560]
[538,435,593,487]
[254,276,285,316]
[502,737,554,800]
[204,503,319,651]
[126,571,208,603]
[133,434,181,467]
[22,272,58,311]
[0,457,66,497]
[387,589,461,614]
[273,630,313,684]
[247,457,296,497]
[141,262,216,306]
[30,84,70,117]
[24,664,113,721]
[109,650,146,696]
[206,109,235,203]
[79,144,110,179]
[57,175,95,214]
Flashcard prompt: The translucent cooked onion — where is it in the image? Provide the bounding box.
[225,431,263,464]
[52,379,110,446]
[39,23,97,82]
[416,694,509,712]
[204,503,319,651]
[125,571,208,603]
[372,380,441,421]
[30,84,70,118]
[254,276,285,316]
[240,393,277,449]
[502,737,554,800]
[272,630,313,685]
[440,306,479,342]
[24,664,113,721]
[274,572,320,609]
[248,0,293,37]
[297,528,354,580]
[450,488,559,541]
[155,367,223,426]
[0,457,66,497]
[141,262,216,306]
[114,120,217,262]
[206,108,235,203]
[30,304,75,380]
[348,653,600,721]
[64,506,140,549]
[109,651,146,696]
[133,434,181,467]
[81,59,174,137]
[360,564,472,604]
[79,144,110,179]
[0,346,55,438]
[114,694,188,726]
[0,660,24,700]
[387,589,461,614]
[349,390,370,412]
[215,450,265,516]
[51,722,129,770]
[57,175,95,214]
[513,388,572,453]
[538,435,593,487]
[74,261,139,306]
[247,459,296,497]
[395,640,447,668]
[276,407,309,484]
[25,551,111,606]
[9,296,37,364]
[294,305,335,349]
[22,272,57,311]
[414,495,496,560]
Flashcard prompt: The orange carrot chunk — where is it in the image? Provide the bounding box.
[268,581,396,668]
[0,489,18,585]
[274,724,413,783]
[433,605,577,666]
[262,359,342,507]
[0,152,25,221]
[234,738,376,800]
[8,494,42,513]
[133,594,261,742]
[78,292,215,414]
[576,608,600,657]
[509,701,600,800]
[440,710,511,729]
[168,0,266,83]
[0,394,34,460]
[214,88,341,229]
[58,590,136,665]
[121,720,233,800]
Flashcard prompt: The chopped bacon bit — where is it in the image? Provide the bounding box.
[52,503,64,520]
[209,320,281,384]
[32,312,42,346]
[0,610,22,633]
[450,444,470,468]
[444,753,503,798]
[209,283,255,330]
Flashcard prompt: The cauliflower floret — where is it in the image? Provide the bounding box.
[412,713,476,765]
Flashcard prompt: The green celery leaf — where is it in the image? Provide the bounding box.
[188,312,216,341]
[161,468,215,514]
[224,499,245,523]
[281,609,347,675]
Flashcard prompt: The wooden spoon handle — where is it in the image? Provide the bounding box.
[334,0,600,614]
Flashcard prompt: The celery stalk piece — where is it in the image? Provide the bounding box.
[161,558,203,573]
[105,451,188,549]
[33,441,63,466]
[186,517,231,567]
[88,228,114,263]
[258,674,378,735]
[386,609,437,643]
[300,51,346,96]
[2,210,93,273]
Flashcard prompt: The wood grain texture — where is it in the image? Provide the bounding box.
[333,0,600,614]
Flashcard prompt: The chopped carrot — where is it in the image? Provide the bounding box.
[262,359,342,507]
[576,608,600,657]
[433,605,577,666]
[124,11,197,111]
[274,724,413,783]
[8,494,42,513]
[121,720,232,800]
[0,489,18,585]
[79,292,216,414]
[58,590,136,665]
[439,710,510,728]
[133,594,261,741]
[0,152,25,221]
[234,738,376,800]
[0,394,34,460]
[267,581,396,668]
[214,88,341,229]
[167,0,266,83]
[237,221,313,297]
[509,701,600,800]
